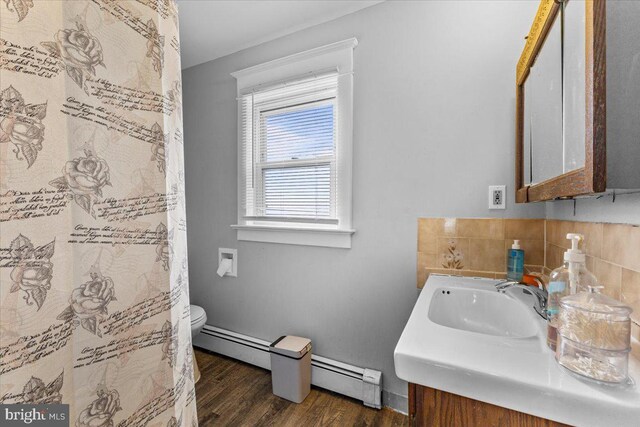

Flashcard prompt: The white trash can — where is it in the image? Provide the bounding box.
[269,335,312,403]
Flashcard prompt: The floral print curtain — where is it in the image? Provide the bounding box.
[0,1,196,426]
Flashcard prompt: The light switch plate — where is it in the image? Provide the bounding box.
[488,185,506,210]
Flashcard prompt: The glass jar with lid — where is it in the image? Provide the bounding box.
[556,286,633,384]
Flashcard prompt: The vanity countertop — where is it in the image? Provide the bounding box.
[394,274,640,427]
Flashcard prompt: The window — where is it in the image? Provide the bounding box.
[232,39,357,248]
[242,74,337,222]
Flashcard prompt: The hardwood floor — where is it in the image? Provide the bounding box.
[194,349,408,427]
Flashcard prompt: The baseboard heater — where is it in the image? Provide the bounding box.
[193,324,382,409]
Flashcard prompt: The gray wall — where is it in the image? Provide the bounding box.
[546,194,640,225]
[182,0,543,408]
[606,0,640,189]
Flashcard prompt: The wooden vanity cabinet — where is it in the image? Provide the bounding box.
[408,383,569,427]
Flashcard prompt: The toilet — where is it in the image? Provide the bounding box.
[190,304,207,382]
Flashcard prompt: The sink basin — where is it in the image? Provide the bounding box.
[394,274,640,427]
[428,287,537,338]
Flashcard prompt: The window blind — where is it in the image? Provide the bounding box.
[239,72,339,223]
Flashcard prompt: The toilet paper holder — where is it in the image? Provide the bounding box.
[217,248,237,277]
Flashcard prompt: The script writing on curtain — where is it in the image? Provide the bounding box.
[0,1,196,426]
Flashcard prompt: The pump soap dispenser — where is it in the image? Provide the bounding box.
[564,233,597,294]
[546,233,598,350]
[507,240,525,282]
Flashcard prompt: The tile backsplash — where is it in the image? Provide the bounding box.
[545,220,640,326]
[417,218,545,287]
[418,218,640,327]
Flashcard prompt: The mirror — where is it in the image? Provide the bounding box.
[515,0,606,203]
[523,76,532,185]
[562,0,586,173]
[527,11,563,185]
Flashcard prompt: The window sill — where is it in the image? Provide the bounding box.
[231,224,355,248]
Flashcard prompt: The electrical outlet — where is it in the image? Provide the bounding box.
[488,185,506,210]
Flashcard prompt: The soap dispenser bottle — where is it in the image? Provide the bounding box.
[546,233,598,350]
[507,240,525,282]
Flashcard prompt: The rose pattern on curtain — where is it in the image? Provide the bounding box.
[0,1,196,426]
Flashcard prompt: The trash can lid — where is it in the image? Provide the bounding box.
[270,336,312,359]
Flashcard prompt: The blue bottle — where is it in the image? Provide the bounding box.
[507,240,525,282]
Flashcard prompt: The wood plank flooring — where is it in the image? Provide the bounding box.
[194,349,408,427]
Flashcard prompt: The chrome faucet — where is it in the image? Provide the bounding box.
[495,281,548,320]
[495,280,518,291]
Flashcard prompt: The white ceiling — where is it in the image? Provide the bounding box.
[177,0,383,69]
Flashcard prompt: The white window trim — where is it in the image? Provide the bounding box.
[231,38,357,249]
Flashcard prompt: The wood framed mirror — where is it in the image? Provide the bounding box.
[515,0,606,203]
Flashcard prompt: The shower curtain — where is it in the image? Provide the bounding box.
[0,1,196,425]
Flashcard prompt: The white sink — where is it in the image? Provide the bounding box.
[394,274,640,427]
[428,287,538,338]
